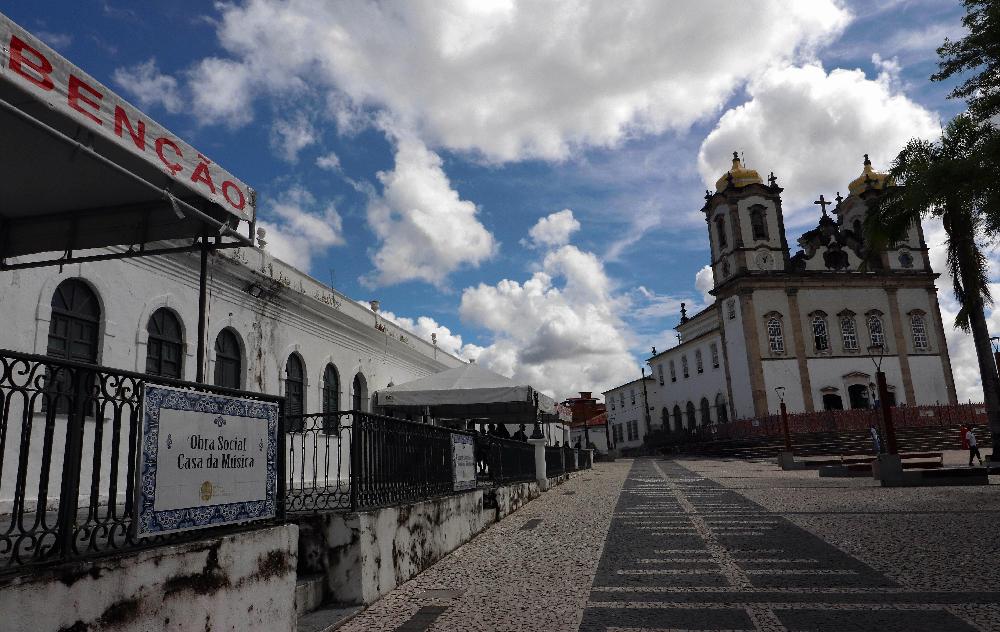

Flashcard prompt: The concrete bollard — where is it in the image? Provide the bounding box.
[529,438,548,490]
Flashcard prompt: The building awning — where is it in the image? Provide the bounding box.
[0,13,255,268]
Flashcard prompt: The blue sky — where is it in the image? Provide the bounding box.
[11,0,981,399]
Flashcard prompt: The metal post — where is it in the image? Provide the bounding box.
[640,367,652,439]
[350,412,361,512]
[876,371,898,454]
[56,366,89,560]
[195,238,209,383]
[780,401,792,451]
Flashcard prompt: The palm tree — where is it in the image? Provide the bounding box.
[865,114,1000,452]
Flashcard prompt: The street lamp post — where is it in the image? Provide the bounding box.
[775,386,791,451]
[868,343,898,455]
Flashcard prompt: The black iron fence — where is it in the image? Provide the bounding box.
[476,435,535,485]
[0,349,284,576]
[352,412,473,509]
[545,445,565,477]
[285,412,352,512]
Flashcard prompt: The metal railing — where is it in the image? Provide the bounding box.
[285,412,352,512]
[545,445,565,477]
[476,435,535,485]
[352,412,473,510]
[0,349,284,576]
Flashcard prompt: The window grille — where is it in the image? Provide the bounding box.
[767,318,784,354]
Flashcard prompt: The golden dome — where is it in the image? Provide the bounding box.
[715,152,763,191]
[848,154,892,196]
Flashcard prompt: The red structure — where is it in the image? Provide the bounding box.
[562,392,607,447]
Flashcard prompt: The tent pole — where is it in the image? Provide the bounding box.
[196,237,209,383]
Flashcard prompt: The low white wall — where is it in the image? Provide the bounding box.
[0,524,298,632]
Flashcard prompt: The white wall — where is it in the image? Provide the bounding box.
[722,295,754,420]
[648,333,729,430]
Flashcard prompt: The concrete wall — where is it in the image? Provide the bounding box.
[0,524,298,632]
[296,480,541,606]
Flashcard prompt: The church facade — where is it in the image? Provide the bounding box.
[645,153,957,431]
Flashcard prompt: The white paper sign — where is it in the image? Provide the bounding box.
[452,434,476,492]
[137,384,279,538]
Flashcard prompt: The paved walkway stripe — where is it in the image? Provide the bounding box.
[392,606,448,632]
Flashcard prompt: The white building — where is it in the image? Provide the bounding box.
[603,376,657,450]
[645,153,957,431]
[0,244,463,412]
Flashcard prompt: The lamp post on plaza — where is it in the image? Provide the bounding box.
[775,386,792,451]
[867,343,898,455]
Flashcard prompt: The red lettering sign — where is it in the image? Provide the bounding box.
[155,137,183,175]
[114,105,146,150]
[67,74,103,125]
[8,35,54,90]
[222,181,246,211]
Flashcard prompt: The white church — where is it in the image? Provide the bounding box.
[606,153,957,446]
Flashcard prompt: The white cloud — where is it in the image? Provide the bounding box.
[258,186,344,272]
[694,265,714,304]
[698,63,940,226]
[192,0,851,161]
[524,209,580,249]
[188,57,256,127]
[315,151,341,171]
[113,59,183,114]
[365,135,496,286]
[459,244,639,398]
[269,114,316,163]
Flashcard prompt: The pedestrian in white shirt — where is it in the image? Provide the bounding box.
[966,426,984,466]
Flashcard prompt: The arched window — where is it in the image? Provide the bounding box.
[322,364,340,413]
[672,405,683,432]
[660,407,669,430]
[811,312,829,352]
[681,355,690,378]
[146,308,184,378]
[47,279,101,414]
[695,350,704,374]
[839,312,859,351]
[669,360,676,382]
[867,312,886,349]
[47,279,101,363]
[213,328,242,389]
[657,364,664,385]
[700,397,712,425]
[848,384,871,410]
[910,312,929,350]
[766,317,784,355]
[715,216,728,248]
[750,205,769,241]
[352,373,368,412]
[822,393,844,410]
[710,343,720,368]
[685,402,697,430]
[285,353,306,418]
[715,394,729,424]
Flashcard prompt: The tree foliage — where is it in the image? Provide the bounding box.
[933,0,1000,121]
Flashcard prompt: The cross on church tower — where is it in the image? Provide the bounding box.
[768,172,777,187]
[814,194,832,216]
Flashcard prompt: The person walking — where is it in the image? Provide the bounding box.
[966,426,984,467]
[869,424,881,455]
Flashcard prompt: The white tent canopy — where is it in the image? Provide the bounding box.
[373,363,555,421]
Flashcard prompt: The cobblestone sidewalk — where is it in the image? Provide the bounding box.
[336,463,632,632]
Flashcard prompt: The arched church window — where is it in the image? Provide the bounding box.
[839,312,859,351]
[910,312,929,350]
[867,312,886,349]
[811,312,830,352]
[146,308,184,378]
[681,355,690,378]
[715,216,727,248]
[669,359,677,382]
[700,397,712,425]
[766,317,784,355]
[672,405,683,432]
[710,343,720,368]
[695,350,704,374]
[657,363,664,385]
[685,401,697,430]
[750,205,769,241]
[715,394,729,423]
[353,373,368,412]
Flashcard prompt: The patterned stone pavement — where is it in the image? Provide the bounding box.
[338,457,1000,631]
